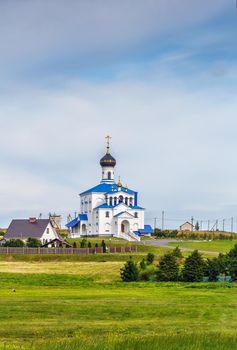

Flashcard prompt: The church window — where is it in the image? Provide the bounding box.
[125,197,128,205]
[129,197,133,205]
[47,228,49,234]
[134,212,138,218]
[114,197,117,206]
[108,172,111,180]
[119,195,123,203]
[106,211,110,218]
[109,197,113,206]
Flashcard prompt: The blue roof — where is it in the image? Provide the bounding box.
[95,203,114,209]
[79,214,88,221]
[130,205,144,210]
[66,217,79,228]
[80,183,136,196]
[137,225,154,234]
[66,214,88,228]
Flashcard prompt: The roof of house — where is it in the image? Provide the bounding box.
[135,225,154,234]
[80,183,136,196]
[5,219,51,240]
[66,214,88,229]
[180,221,193,227]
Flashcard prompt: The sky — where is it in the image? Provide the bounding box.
[0,0,237,230]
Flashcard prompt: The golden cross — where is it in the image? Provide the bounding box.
[105,135,111,153]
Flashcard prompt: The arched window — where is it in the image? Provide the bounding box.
[114,197,117,206]
[106,211,110,218]
[125,197,128,205]
[134,212,138,218]
[129,197,133,205]
[109,197,113,206]
[119,195,123,203]
[108,172,111,180]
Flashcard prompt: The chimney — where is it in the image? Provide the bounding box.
[29,217,37,224]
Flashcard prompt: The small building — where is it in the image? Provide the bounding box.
[134,225,154,236]
[180,221,193,232]
[4,218,61,246]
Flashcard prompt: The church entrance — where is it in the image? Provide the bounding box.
[121,220,130,234]
[81,224,87,235]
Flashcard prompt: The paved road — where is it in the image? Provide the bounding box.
[140,239,218,255]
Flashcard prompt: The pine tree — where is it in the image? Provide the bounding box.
[172,247,183,259]
[207,258,219,282]
[156,252,179,282]
[120,257,139,282]
[182,250,206,282]
[195,221,200,231]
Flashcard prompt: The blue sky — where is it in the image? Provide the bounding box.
[0,0,237,229]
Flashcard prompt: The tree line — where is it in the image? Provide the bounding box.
[121,245,237,282]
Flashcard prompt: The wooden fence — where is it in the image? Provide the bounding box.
[0,246,137,255]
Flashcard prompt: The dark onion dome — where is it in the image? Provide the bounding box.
[100,152,116,167]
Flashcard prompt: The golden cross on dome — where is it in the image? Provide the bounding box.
[105,135,111,154]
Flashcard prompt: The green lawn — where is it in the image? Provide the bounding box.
[0,261,237,349]
[169,240,237,253]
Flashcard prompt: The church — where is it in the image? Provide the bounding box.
[66,137,152,241]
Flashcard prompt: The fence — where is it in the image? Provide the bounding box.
[0,246,137,255]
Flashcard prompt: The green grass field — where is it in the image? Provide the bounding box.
[0,254,237,350]
[169,240,236,253]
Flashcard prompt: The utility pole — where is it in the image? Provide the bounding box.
[191,216,194,231]
[216,219,218,231]
[208,220,210,231]
[222,219,225,232]
[200,221,203,231]
[162,211,165,230]
[154,218,157,230]
[231,217,234,233]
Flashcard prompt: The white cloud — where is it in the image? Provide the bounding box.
[1,66,237,226]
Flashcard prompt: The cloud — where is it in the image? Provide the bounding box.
[0,0,230,69]
[1,62,237,227]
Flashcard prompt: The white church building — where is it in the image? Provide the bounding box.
[66,137,153,241]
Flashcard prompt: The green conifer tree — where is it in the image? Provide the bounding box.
[182,250,206,282]
[156,252,179,281]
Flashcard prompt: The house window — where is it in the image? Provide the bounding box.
[134,212,138,218]
[106,211,110,218]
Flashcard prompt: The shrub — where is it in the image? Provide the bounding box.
[73,242,77,248]
[156,252,179,282]
[4,239,25,247]
[139,265,155,281]
[80,238,87,248]
[182,250,206,282]
[121,257,139,282]
[146,253,155,265]
[101,240,107,253]
[140,258,146,270]
[26,237,41,247]
[88,241,92,248]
